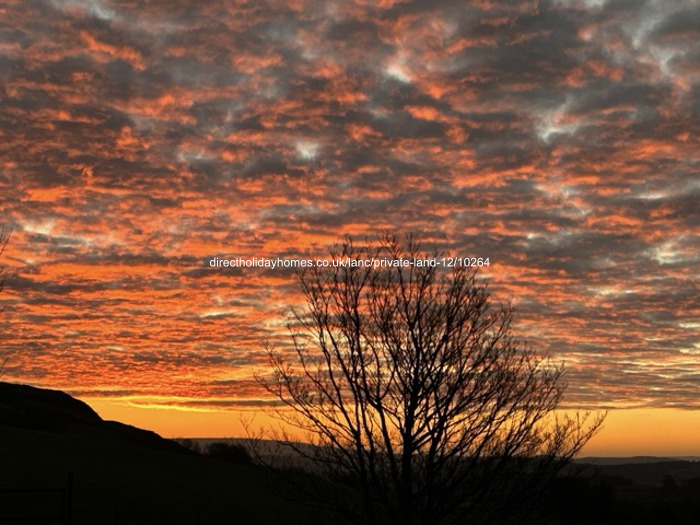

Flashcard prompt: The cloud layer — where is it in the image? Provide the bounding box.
[1,0,698,412]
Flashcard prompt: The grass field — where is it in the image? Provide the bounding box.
[0,423,320,525]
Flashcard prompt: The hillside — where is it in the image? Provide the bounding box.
[0,382,320,525]
[0,381,187,454]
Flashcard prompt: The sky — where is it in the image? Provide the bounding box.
[0,0,698,456]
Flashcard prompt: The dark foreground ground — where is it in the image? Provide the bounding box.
[0,382,320,525]
[0,422,326,524]
[3,381,700,525]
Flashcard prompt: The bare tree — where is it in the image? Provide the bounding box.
[259,235,604,525]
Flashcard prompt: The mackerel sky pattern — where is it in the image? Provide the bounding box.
[0,0,699,412]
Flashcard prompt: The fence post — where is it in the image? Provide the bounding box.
[65,472,74,525]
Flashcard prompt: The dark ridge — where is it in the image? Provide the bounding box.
[0,381,101,430]
[0,381,188,455]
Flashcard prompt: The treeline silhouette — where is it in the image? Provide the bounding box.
[178,439,253,465]
[547,467,700,525]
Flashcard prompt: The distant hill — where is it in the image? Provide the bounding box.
[0,381,186,454]
[575,456,700,487]
[578,456,700,466]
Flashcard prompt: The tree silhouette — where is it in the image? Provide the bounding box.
[259,235,604,525]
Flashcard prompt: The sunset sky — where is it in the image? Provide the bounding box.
[1,0,698,456]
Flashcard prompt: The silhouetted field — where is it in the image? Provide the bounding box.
[0,382,322,525]
[0,423,334,524]
[3,381,700,525]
